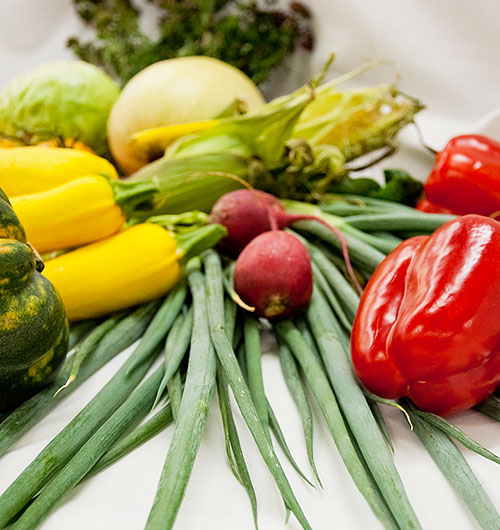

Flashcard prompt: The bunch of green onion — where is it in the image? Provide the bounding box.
[1,199,499,529]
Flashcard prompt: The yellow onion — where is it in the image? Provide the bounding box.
[107,56,265,174]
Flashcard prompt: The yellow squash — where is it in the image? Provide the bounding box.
[43,223,181,321]
[0,146,118,196]
[11,176,126,254]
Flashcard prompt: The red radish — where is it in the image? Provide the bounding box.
[233,231,313,320]
[211,188,362,293]
[210,189,281,255]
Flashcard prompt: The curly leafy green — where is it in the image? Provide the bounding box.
[68,0,314,86]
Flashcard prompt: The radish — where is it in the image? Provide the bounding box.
[210,189,362,293]
[209,189,281,255]
[233,231,313,320]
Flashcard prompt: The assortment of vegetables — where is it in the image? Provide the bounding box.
[1,47,500,530]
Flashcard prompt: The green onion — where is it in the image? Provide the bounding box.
[412,408,500,465]
[274,320,400,530]
[146,263,217,530]
[406,401,500,529]
[218,363,243,483]
[67,319,97,351]
[0,289,184,527]
[86,404,174,479]
[319,195,416,217]
[153,306,193,411]
[293,219,385,272]
[306,242,360,319]
[278,343,322,485]
[267,399,315,488]
[242,315,313,487]
[372,231,404,244]
[367,401,394,453]
[244,315,269,434]
[0,302,159,460]
[216,365,259,529]
[127,281,188,373]
[311,261,353,332]
[295,317,322,361]
[167,371,183,423]
[151,310,184,410]
[203,249,312,530]
[475,395,500,422]
[55,310,128,395]
[10,367,166,530]
[284,200,389,268]
[343,212,455,232]
[217,297,259,527]
[305,289,421,529]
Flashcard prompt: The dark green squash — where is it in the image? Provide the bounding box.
[0,191,68,413]
[0,190,25,242]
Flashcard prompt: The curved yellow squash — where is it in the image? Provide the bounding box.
[0,146,118,196]
[43,223,180,321]
[11,176,125,254]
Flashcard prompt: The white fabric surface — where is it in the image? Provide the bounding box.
[1,1,500,529]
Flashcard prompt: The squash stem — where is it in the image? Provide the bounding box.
[175,224,227,265]
[111,179,159,216]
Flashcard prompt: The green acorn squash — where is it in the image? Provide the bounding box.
[0,191,68,413]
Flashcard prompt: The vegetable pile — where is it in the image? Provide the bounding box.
[1,52,500,530]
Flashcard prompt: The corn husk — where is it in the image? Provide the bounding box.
[293,84,423,161]
[128,62,423,216]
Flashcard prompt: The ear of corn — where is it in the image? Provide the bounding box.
[292,85,423,161]
[128,64,422,216]
[0,146,118,196]
[130,120,221,156]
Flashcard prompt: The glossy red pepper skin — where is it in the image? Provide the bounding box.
[415,199,454,215]
[425,134,500,216]
[351,214,500,416]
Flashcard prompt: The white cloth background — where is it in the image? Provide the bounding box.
[1,1,500,529]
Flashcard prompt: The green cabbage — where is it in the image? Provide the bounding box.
[0,61,119,154]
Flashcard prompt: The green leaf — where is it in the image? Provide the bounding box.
[372,169,423,205]
[328,176,381,196]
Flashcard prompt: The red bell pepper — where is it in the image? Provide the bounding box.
[351,214,500,416]
[425,134,500,216]
[414,199,454,214]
